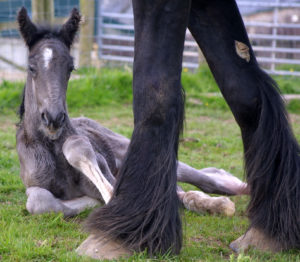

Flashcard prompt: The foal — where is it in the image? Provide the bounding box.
[16,7,246,259]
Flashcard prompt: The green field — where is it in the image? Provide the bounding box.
[1,67,300,261]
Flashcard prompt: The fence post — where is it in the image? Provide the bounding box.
[32,0,54,24]
[79,0,95,68]
[44,0,54,25]
[32,0,44,23]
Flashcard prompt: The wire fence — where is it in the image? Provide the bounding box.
[1,0,300,81]
[240,0,300,76]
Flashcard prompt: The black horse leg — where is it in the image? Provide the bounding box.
[86,0,191,256]
[189,0,300,252]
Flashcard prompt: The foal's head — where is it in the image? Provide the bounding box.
[17,7,81,140]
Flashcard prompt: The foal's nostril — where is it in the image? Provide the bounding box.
[56,112,66,126]
[41,111,65,129]
[41,112,50,126]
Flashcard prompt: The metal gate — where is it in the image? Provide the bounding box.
[97,0,300,76]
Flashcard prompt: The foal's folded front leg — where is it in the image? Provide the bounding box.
[26,186,99,217]
[62,135,114,204]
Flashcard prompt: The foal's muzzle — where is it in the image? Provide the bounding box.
[41,110,66,130]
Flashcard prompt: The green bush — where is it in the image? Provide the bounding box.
[0,66,300,113]
[0,80,24,113]
[67,68,133,109]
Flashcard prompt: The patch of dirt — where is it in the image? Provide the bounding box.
[195,116,214,122]
[2,201,12,205]
[189,235,224,247]
[0,70,26,83]
[35,239,48,247]
[180,137,200,143]
[290,114,300,124]
[223,118,236,124]
[0,118,16,131]
[188,98,203,106]
[105,117,132,126]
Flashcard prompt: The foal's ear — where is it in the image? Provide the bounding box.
[17,7,38,47]
[59,8,81,48]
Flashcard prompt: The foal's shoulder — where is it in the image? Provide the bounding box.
[71,117,104,129]
[71,117,123,138]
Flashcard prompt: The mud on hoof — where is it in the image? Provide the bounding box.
[230,228,283,253]
[180,191,235,216]
[76,234,132,260]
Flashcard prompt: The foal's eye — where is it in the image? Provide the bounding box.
[28,65,37,76]
[29,66,35,73]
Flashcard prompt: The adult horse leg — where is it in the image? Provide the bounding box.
[188,0,300,252]
[81,0,191,258]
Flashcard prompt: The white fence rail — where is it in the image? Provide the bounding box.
[98,11,201,71]
[98,0,300,76]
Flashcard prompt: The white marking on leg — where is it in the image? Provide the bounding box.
[78,160,113,204]
[62,136,114,204]
[43,48,53,69]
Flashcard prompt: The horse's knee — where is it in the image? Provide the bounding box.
[143,96,184,134]
[134,76,184,127]
[224,75,261,129]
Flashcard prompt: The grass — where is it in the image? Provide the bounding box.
[1,67,300,261]
[1,65,300,114]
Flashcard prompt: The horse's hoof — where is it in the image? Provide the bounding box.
[230,228,282,253]
[76,234,132,260]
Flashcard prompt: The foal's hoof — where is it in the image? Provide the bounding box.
[182,191,235,216]
[230,228,282,253]
[76,234,132,260]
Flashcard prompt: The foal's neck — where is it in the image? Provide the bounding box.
[23,77,40,131]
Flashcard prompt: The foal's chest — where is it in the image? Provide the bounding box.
[49,146,83,199]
